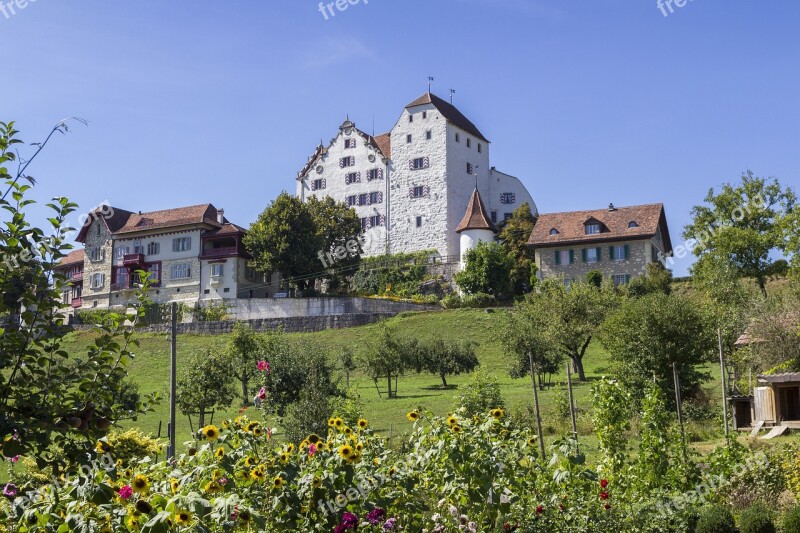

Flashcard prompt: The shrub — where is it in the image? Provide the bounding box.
[441,293,462,309]
[738,503,776,533]
[782,505,800,533]
[104,428,163,467]
[192,301,229,322]
[75,308,114,325]
[460,292,496,308]
[330,388,365,428]
[282,380,335,444]
[695,505,736,533]
[454,371,503,417]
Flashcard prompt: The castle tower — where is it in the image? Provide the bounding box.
[455,187,497,268]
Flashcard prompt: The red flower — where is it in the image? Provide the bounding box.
[600,479,608,489]
[604,503,611,510]
[559,503,565,512]
[535,505,544,515]
[257,360,270,373]
[599,491,609,500]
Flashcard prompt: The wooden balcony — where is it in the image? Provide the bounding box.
[122,253,145,266]
[200,246,238,259]
[71,297,83,309]
[71,271,84,282]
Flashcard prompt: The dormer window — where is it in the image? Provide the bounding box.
[344,138,356,149]
[550,228,559,235]
[628,221,639,228]
[585,223,601,235]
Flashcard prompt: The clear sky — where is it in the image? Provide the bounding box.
[2,0,798,276]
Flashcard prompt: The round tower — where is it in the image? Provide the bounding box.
[455,187,497,268]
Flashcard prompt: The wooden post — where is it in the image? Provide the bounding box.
[718,328,730,439]
[566,362,579,454]
[168,302,177,460]
[673,362,687,463]
[529,352,546,460]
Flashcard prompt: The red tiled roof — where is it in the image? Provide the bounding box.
[75,205,135,242]
[372,132,391,159]
[456,189,496,234]
[115,204,222,234]
[56,249,85,268]
[528,203,672,252]
[406,92,488,142]
[205,222,247,236]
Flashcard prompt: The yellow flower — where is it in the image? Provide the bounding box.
[451,425,463,434]
[388,466,397,477]
[334,418,344,428]
[132,474,150,493]
[357,419,368,429]
[328,417,336,427]
[252,426,263,437]
[244,456,257,467]
[490,408,505,420]
[527,436,538,447]
[349,452,362,464]
[272,476,285,489]
[214,447,225,459]
[343,426,353,436]
[406,410,420,422]
[338,444,354,460]
[308,434,321,445]
[170,477,180,493]
[204,480,223,494]
[355,442,364,452]
[175,510,192,526]
[312,476,321,488]
[279,452,289,464]
[100,526,113,533]
[96,440,112,453]
[373,458,381,466]
[286,443,295,454]
[201,425,220,441]
[221,420,230,429]
[245,421,259,433]
[239,509,253,522]
[125,514,141,531]
[250,467,266,482]
[447,416,458,427]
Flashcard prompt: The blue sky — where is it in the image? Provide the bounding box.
[2,0,798,276]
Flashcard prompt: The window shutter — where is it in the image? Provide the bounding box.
[408,160,415,171]
[609,246,615,260]
[569,250,575,264]
[596,247,602,261]
[581,249,587,263]
[100,273,105,286]
[555,251,561,265]
[423,185,430,196]
[624,245,630,260]
[379,215,386,226]
[377,192,383,203]
[408,188,414,198]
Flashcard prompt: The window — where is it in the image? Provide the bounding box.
[500,193,516,204]
[345,172,361,185]
[550,228,559,235]
[478,143,482,153]
[346,195,358,207]
[504,213,513,221]
[416,216,422,228]
[147,263,160,283]
[585,223,601,235]
[583,248,600,263]
[358,193,369,206]
[455,133,460,142]
[133,240,143,254]
[339,156,355,168]
[555,250,574,265]
[610,245,629,261]
[409,185,429,199]
[147,242,160,256]
[172,237,192,252]
[612,274,630,286]
[114,267,129,289]
[360,215,384,229]
[245,267,258,282]
[204,289,210,294]
[344,138,356,149]
[408,114,413,123]
[410,157,429,170]
[426,130,432,140]
[114,246,130,260]
[312,178,326,191]
[170,263,191,280]
[91,273,105,289]
[628,221,639,228]
[369,191,382,204]
[422,111,427,119]
[211,264,224,277]
[223,288,230,293]
[88,248,105,262]
[405,134,412,144]
[367,168,383,181]
[491,211,497,223]
[467,162,473,175]
[467,138,471,148]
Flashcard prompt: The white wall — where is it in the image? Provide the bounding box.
[487,168,538,222]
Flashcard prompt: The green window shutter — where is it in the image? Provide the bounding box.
[555,251,561,265]
[596,247,602,261]
[569,250,575,264]
[609,246,615,260]
[624,244,630,260]
[581,249,587,263]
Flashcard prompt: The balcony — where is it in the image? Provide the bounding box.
[71,271,84,282]
[123,253,145,266]
[71,297,83,309]
[111,283,132,292]
[200,246,238,259]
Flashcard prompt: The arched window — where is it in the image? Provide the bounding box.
[628,221,639,228]
[549,228,559,235]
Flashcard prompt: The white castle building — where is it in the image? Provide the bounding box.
[295,92,537,259]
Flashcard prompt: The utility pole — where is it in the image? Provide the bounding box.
[528,353,546,460]
[673,362,687,463]
[718,328,730,439]
[168,302,177,460]
[566,362,579,454]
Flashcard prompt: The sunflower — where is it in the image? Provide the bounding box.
[406,410,420,422]
[169,478,180,493]
[245,421,259,433]
[327,417,336,427]
[250,467,266,482]
[214,447,225,459]
[135,499,153,514]
[334,418,344,428]
[125,514,141,531]
[244,456,257,467]
[349,452,362,464]
[447,416,458,427]
[343,426,353,436]
[300,439,309,449]
[201,425,220,441]
[272,476,285,489]
[308,434,321,445]
[96,440,112,454]
[132,474,150,493]
[388,466,397,477]
[338,444,354,460]
[355,442,364,452]
[239,509,253,522]
[253,426,263,437]
[451,425,463,434]
[357,419,368,430]
[100,526,113,533]
[373,458,381,466]
[279,452,289,464]
[285,443,295,454]
[175,510,192,526]
[311,476,321,488]
[490,408,505,420]
[528,437,538,447]
[221,420,230,429]
[204,480,223,494]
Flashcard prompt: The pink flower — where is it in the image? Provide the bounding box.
[8,456,19,463]
[257,360,270,373]
[266,427,272,439]
[3,483,17,498]
[218,476,228,486]
[308,444,317,457]
[119,485,133,500]
[600,479,608,489]
[257,387,267,400]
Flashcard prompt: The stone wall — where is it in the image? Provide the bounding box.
[225,296,439,321]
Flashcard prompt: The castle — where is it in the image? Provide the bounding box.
[295,92,537,260]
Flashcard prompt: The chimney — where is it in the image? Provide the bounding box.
[608,203,616,212]
[217,208,225,224]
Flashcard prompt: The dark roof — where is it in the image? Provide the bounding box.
[406,92,489,142]
[75,205,135,242]
[205,222,247,236]
[115,204,222,234]
[757,373,800,384]
[56,249,85,268]
[456,189,497,234]
[528,203,672,252]
[372,133,391,159]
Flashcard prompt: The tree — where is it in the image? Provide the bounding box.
[227,322,264,406]
[502,303,563,390]
[782,203,800,286]
[306,195,363,283]
[626,262,673,297]
[176,349,235,428]
[416,339,479,387]
[362,325,418,399]
[600,292,715,407]
[0,121,157,473]
[244,192,320,291]
[683,171,797,297]
[455,241,514,297]
[522,278,617,381]
[497,202,538,294]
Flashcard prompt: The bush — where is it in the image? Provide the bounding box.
[330,387,365,428]
[695,505,736,533]
[738,503,776,533]
[104,428,163,467]
[193,301,229,322]
[75,308,114,325]
[454,371,504,417]
[441,293,462,309]
[282,380,335,444]
[782,505,800,533]
[460,292,496,308]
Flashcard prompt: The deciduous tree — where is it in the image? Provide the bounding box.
[455,241,515,298]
